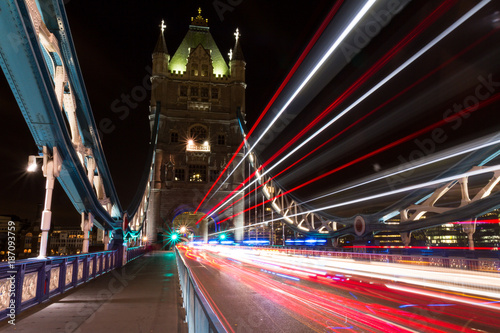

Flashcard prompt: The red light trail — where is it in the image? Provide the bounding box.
[197,0,456,224]
[193,1,345,214]
[217,92,500,224]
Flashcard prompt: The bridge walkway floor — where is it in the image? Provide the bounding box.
[1,251,187,333]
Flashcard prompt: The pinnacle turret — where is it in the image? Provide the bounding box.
[153,19,169,54]
[152,19,169,75]
[231,28,245,62]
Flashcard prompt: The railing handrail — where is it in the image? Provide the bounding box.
[0,246,147,323]
[175,246,227,333]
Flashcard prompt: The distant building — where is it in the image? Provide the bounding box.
[0,215,33,260]
[48,225,100,256]
[370,209,500,248]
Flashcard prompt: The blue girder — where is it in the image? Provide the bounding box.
[0,0,125,230]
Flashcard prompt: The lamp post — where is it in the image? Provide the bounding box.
[28,146,62,258]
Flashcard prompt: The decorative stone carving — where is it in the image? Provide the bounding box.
[50,267,60,292]
[22,272,38,302]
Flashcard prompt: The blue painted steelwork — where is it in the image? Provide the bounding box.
[0,0,157,232]
[0,0,120,228]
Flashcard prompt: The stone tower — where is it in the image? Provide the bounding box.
[146,9,246,245]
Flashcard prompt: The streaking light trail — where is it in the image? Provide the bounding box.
[192,1,345,214]
[210,0,378,194]
[259,163,500,225]
[205,0,455,218]
[217,87,500,225]
[201,1,489,221]
[301,135,500,205]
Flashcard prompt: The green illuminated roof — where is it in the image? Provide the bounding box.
[169,26,229,76]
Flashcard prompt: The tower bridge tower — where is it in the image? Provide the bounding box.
[146,9,246,245]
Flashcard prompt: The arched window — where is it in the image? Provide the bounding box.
[189,125,207,144]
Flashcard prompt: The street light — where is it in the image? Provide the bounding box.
[27,155,41,172]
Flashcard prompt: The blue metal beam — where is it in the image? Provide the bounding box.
[0,0,123,229]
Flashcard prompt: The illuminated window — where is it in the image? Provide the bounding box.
[217,134,225,145]
[171,132,179,143]
[175,169,185,181]
[201,64,209,77]
[191,64,198,76]
[189,165,206,182]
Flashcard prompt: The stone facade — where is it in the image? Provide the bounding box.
[146,12,246,244]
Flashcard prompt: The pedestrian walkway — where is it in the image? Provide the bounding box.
[0,251,187,333]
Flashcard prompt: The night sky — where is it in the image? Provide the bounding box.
[0,1,333,225]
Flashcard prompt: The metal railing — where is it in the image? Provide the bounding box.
[0,250,118,321]
[0,246,147,322]
[126,245,147,262]
[175,246,226,333]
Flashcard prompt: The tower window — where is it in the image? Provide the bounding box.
[171,132,179,143]
[191,64,199,76]
[190,87,199,96]
[201,64,209,77]
[217,134,225,145]
[174,169,185,181]
[211,88,219,100]
[188,165,206,182]
[190,125,207,143]
[201,87,209,98]
[180,86,187,97]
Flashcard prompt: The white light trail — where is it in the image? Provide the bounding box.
[386,284,500,310]
[301,136,500,205]
[210,0,378,197]
[199,246,500,301]
[208,163,500,236]
[280,164,500,218]
[206,0,491,216]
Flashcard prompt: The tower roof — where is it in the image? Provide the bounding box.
[231,28,245,62]
[169,9,229,76]
[153,20,168,54]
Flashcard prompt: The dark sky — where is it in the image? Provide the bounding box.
[2,0,500,229]
[0,0,333,225]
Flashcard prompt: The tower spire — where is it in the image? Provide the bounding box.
[153,19,169,54]
[231,27,244,62]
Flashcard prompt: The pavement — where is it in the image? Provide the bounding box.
[0,251,188,333]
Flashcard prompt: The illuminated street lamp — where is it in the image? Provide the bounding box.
[27,155,41,172]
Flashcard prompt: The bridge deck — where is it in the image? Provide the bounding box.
[1,251,187,333]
